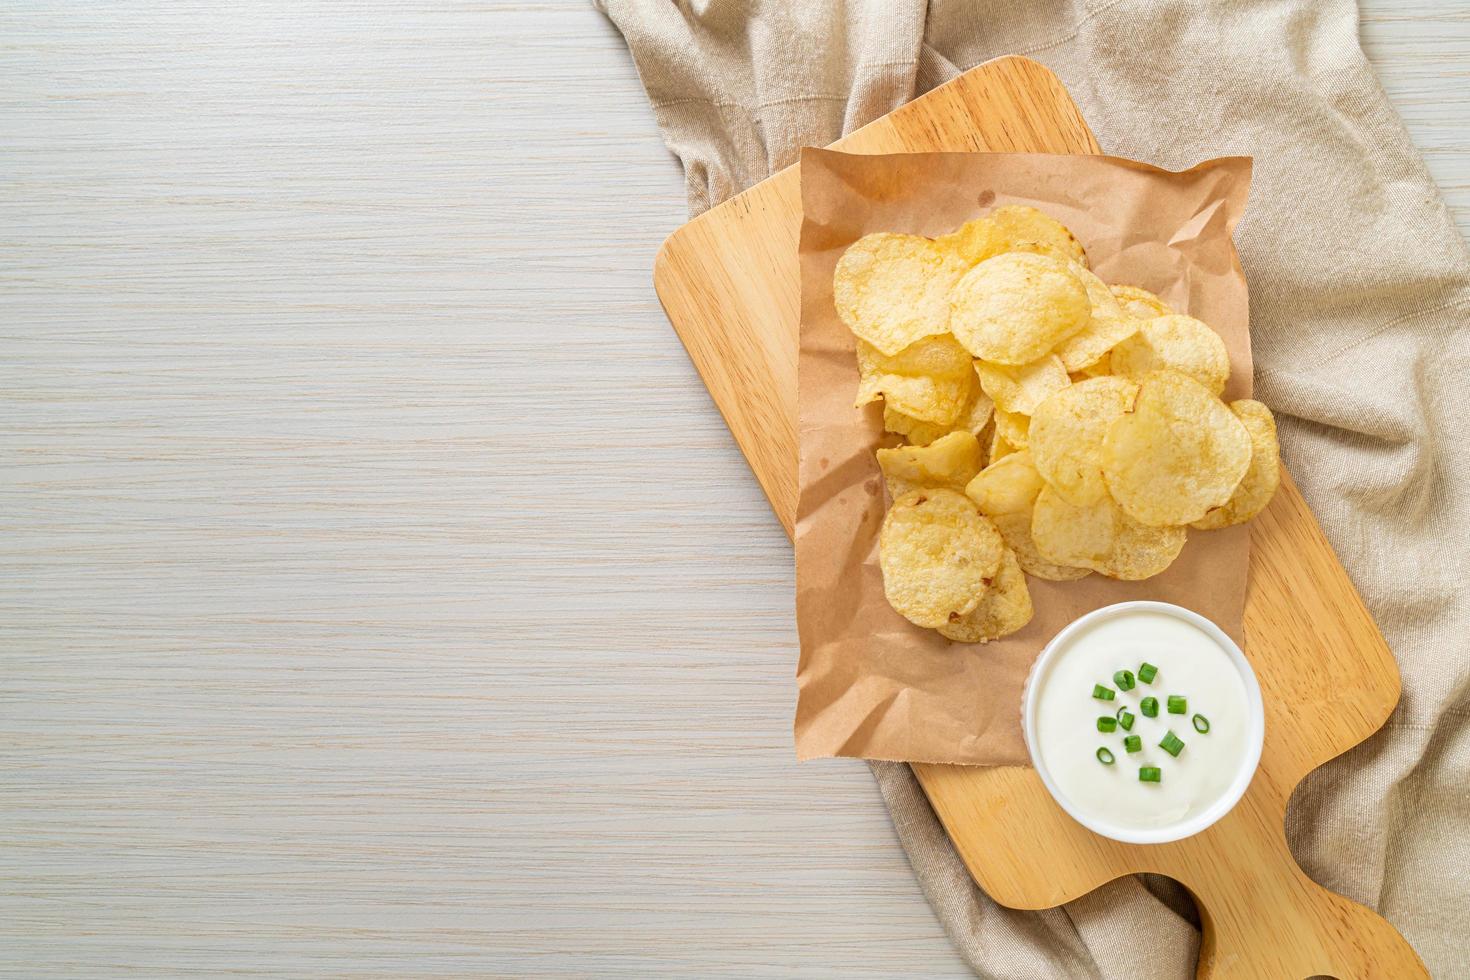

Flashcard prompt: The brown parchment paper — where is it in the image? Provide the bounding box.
[795,149,1253,765]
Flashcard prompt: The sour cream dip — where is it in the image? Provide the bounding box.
[1022,601,1265,844]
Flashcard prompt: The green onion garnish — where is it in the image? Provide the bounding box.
[1138,662,1158,684]
[1123,735,1142,753]
[1139,766,1162,783]
[1097,716,1117,733]
[1096,747,1115,765]
[1113,669,1136,691]
[1140,696,1159,718]
[1160,730,1185,757]
[1167,695,1187,715]
[1118,710,1135,732]
[1092,684,1115,701]
[1193,713,1211,734]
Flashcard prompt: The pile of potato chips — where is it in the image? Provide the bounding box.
[834,206,1281,643]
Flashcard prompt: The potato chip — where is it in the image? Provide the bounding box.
[988,426,1017,464]
[938,547,1033,642]
[991,511,1093,581]
[834,233,969,356]
[855,335,973,424]
[965,453,1090,581]
[974,355,1070,416]
[884,384,994,446]
[1032,485,1184,580]
[993,407,1031,449]
[1030,376,1139,506]
[884,407,950,447]
[1103,370,1252,526]
[860,332,973,379]
[989,205,1087,266]
[1111,314,1230,394]
[1080,353,1113,378]
[948,252,1091,365]
[937,205,1087,268]
[1192,400,1281,529]
[1103,511,1187,580]
[936,215,1006,267]
[879,489,1004,629]
[964,450,1045,516]
[1032,485,1116,569]
[1053,264,1141,371]
[1110,284,1173,319]
[876,430,984,500]
[950,385,996,438]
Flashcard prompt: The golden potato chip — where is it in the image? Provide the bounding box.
[936,215,1006,267]
[991,511,1093,581]
[937,205,1087,268]
[1110,284,1173,319]
[938,548,1033,642]
[1032,485,1116,569]
[834,233,968,356]
[1111,314,1230,394]
[965,453,1090,581]
[884,384,994,446]
[859,332,973,379]
[1103,512,1187,580]
[855,335,972,424]
[950,385,996,438]
[879,489,1004,629]
[989,205,1087,266]
[1032,486,1183,580]
[993,407,1031,449]
[973,355,1070,416]
[876,430,984,500]
[988,426,1017,465]
[948,252,1091,365]
[1030,376,1139,506]
[1053,264,1141,371]
[1080,353,1113,378]
[1192,400,1281,529]
[884,406,949,447]
[1103,370,1252,526]
[964,450,1045,516]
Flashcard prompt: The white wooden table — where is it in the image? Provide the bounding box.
[2,3,1465,976]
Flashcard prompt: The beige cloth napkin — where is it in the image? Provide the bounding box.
[597,0,1470,975]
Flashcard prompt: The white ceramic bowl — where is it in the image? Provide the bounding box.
[1021,600,1266,845]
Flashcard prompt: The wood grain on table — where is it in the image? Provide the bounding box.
[2,2,1466,976]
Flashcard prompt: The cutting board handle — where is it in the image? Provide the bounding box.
[1182,809,1426,979]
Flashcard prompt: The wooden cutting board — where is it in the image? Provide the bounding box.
[652,56,1425,978]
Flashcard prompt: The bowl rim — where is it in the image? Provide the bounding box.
[1021,600,1266,845]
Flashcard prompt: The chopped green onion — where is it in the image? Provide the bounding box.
[1167,695,1187,715]
[1140,696,1159,718]
[1097,716,1117,733]
[1117,710,1135,732]
[1123,735,1142,753]
[1092,684,1115,701]
[1160,730,1185,757]
[1193,713,1211,734]
[1113,669,1136,691]
[1096,747,1115,765]
[1138,662,1158,684]
[1139,766,1162,783]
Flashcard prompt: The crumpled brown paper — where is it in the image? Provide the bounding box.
[795,149,1253,765]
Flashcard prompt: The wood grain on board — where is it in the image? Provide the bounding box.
[653,55,1426,978]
